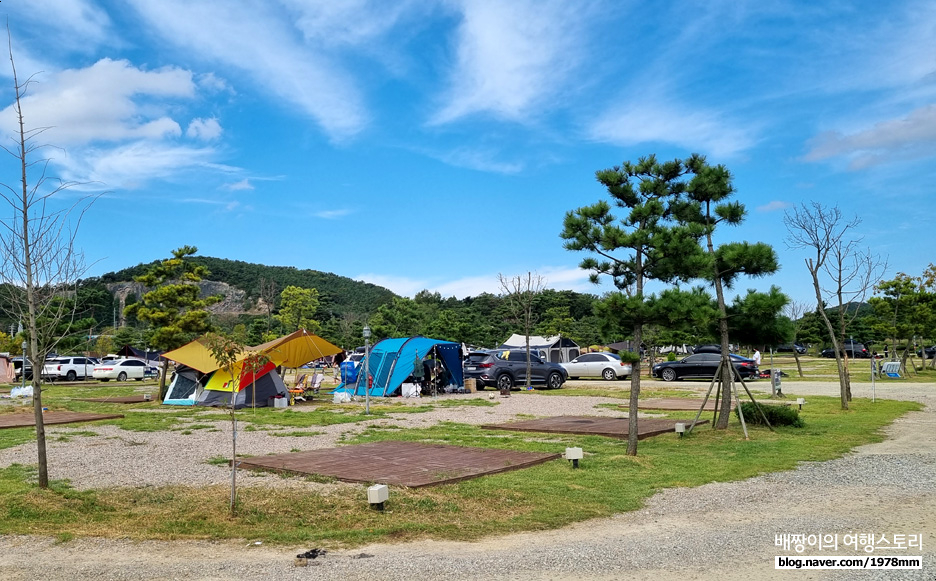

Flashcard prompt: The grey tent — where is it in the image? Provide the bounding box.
[194,369,288,409]
[163,364,202,406]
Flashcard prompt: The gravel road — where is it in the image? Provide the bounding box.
[0,381,932,580]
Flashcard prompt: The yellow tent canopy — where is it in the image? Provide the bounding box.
[253,329,342,368]
[163,329,341,376]
[161,338,247,374]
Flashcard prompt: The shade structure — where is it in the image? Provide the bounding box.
[252,329,342,368]
[162,338,246,374]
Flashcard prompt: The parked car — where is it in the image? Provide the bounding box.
[917,345,936,359]
[692,344,738,354]
[820,341,869,358]
[464,350,567,390]
[92,358,149,381]
[652,352,758,381]
[42,356,99,381]
[11,357,33,380]
[775,343,807,354]
[561,352,632,380]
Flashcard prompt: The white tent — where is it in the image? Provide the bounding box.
[498,334,580,363]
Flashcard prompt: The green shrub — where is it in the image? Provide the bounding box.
[735,402,804,428]
[666,352,677,361]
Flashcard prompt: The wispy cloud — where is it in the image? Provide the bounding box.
[57,141,227,189]
[433,147,524,174]
[804,104,936,169]
[430,0,592,125]
[313,209,353,219]
[128,0,369,141]
[587,102,756,158]
[225,179,254,191]
[757,200,792,212]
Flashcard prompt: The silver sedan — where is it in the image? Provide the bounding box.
[561,352,632,380]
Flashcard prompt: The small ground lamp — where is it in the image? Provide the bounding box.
[796,398,805,410]
[674,422,686,437]
[367,483,389,510]
[564,447,584,468]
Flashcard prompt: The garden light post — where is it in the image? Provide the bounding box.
[363,325,371,415]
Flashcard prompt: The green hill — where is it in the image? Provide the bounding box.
[99,256,398,318]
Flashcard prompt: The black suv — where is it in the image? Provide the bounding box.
[821,341,869,358]
[464,350,568,390]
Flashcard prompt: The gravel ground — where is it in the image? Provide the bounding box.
[0,381,933,580]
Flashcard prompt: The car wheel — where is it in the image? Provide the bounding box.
[602,368,616,381]
[661,368,677,382]
[66,370,77,381]
[496,374,514,391]
[117,371,128,382]
[547,372,563,389]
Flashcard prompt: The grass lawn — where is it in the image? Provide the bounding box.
[0,382,921,547]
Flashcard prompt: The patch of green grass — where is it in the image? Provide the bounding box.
[269,430,325,437]
[0,395,920,549]
[0,428,39,451]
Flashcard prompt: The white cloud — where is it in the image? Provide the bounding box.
[225,179,254,191]
[355,273,429,297]
[0,58,194,146]
[128,0,368,141]
[358,266,597,299]
[587,102,756,159]
[186,118,223,140]
[430,0,592,125]
[804,104,936,169]
[757,201,792,212]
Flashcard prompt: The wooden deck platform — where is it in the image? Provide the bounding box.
[238,440,560,488]
[481,415,707,440]
[75,396,152,404]
[0,411,124,429]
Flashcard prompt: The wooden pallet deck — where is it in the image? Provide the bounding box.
[0,411,124,429]
[238,440,560,488]
[75,396,152,404]
[481,415,707,440]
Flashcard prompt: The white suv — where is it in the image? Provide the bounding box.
[42,357,98,381]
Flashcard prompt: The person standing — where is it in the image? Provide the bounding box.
[753,348,762,367]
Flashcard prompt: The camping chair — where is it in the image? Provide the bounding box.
[308,372,324,397]
[289,374,309,404]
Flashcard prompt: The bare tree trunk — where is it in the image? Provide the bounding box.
[626,325,641,455]
[792,350,804,377]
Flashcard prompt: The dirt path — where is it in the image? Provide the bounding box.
[0,385,933,580]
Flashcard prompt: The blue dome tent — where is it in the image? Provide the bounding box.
[336,336,464,397]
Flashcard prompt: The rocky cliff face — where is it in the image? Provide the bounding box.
[106,281,263,326]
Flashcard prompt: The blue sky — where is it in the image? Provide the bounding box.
[1,1,933,307]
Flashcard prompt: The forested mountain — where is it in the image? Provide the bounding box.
[101,256,397,318]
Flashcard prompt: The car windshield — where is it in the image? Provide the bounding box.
[466,353,489,363]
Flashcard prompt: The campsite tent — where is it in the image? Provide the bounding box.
[195,369,288,409]
[0,355,15,382]
[498,334,580,363]
[337,336,463,398]
[163,364,202,406]
[116,345,163,362]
